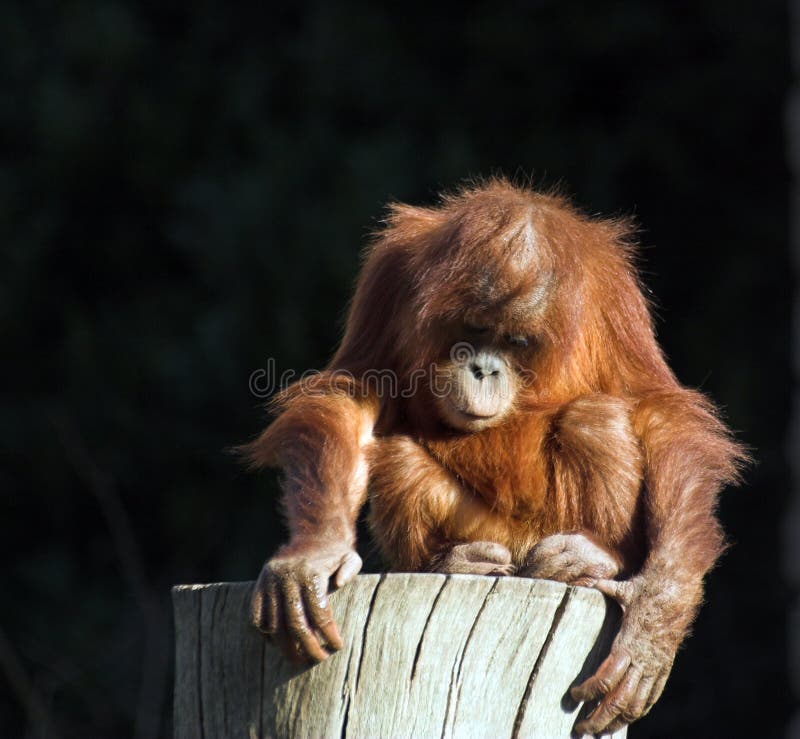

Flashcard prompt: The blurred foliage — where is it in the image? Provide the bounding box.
[0,0,790,736]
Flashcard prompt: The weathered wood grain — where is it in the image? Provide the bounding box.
[173,574,625,738]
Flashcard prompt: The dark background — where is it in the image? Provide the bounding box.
[0,2,789,737]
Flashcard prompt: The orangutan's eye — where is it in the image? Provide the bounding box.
[506,334,529,348]
[465,322,491,335]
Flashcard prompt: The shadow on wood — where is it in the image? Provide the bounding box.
[173,574,625,738]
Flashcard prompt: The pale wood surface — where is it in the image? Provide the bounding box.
[173,574,625,738]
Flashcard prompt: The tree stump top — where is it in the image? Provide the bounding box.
[173,574,624,738]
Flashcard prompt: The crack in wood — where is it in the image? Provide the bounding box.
[439,649,461,739]
[340,644,354,701]
[340,693,351,739]
[511,586,573,739]
[197,592,206,739]
[410,576,449,683]
[338,643,356,739]
[446,577,500,735]
[214,588,230,738]
[336,578,380,739]
[353,574,384,695]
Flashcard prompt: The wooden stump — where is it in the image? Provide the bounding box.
[173,574,625,738]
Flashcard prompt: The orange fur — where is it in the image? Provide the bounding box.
[243,177,747,617]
